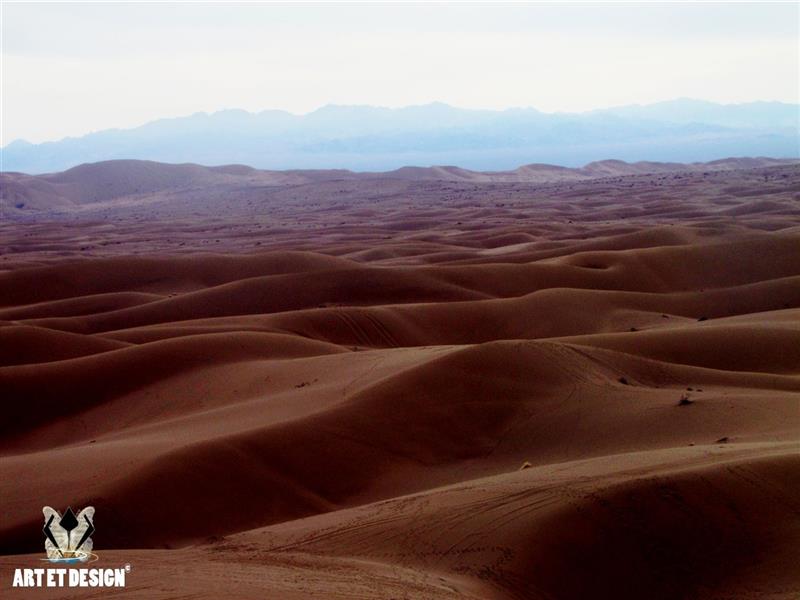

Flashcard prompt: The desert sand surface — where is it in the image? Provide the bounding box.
[1,159,799,599]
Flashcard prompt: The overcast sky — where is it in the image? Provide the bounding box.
[2,2,798,144]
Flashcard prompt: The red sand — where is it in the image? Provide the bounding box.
[1,160,799,599]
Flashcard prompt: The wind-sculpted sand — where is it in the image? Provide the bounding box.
[1,160,799,599]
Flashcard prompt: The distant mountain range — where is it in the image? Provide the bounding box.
[3,99,798,174]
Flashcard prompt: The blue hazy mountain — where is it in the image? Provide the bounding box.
[3,99,798,174]
[593,98,799,129]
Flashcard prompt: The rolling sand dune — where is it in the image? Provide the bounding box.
[0,160,799,599]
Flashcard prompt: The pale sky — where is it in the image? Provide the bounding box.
[2,2,798,144]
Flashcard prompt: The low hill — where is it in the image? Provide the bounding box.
[3,157,796,217]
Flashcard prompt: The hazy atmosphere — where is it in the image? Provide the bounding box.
[3,2,798,144]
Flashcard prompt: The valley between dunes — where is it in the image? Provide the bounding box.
[0,159,799,599]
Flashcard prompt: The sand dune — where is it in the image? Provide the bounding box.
[243,444,800,600]
[3,157,796,218]
[0,325,130,365]
[1,161,798,599]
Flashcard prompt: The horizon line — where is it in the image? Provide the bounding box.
[6,155,800,179]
